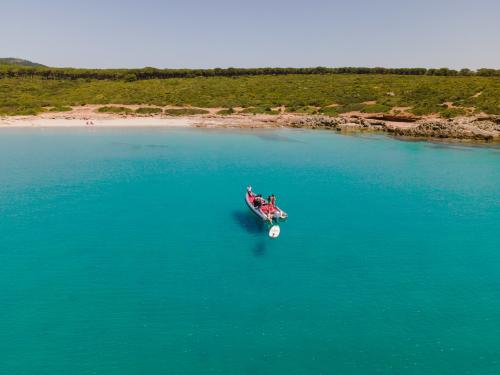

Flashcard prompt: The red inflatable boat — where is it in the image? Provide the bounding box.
[245,188,288,222]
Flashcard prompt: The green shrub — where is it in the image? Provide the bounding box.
[216,108,235,115]
[410,103,441,116]
[164,108,209,116]
[319,107,339,116]
[475,102,500,115]
[240,107,279,115]
[97,106,133,114]
[124,73,137,82]
[439,108,466,118]
[135,107,162,114]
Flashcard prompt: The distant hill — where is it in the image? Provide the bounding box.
[0,58,46,67]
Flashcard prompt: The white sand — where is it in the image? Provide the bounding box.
[0,117,280,129]
[0,117,197,128]
[0,104,292,130]
[0,104,280,128]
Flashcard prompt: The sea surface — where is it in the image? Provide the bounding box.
[0,128,499,375]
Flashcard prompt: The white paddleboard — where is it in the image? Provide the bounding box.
[269,225,280,238]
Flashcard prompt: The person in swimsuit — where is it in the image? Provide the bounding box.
[269,194,276,207]
[266,210,273,223]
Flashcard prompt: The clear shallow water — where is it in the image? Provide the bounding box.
[0,128,499,375]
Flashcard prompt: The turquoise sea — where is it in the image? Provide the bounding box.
[1,128,499,374]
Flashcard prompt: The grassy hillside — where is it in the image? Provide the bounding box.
[0,58,45,67]
[0,74,498,116]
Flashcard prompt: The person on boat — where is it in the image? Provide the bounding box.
[253,194,263,208]
[269,194,276,207]
[247,185,253,197]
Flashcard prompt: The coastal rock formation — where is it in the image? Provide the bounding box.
[288,115,386,131]
[287,115,500,142]
[388,117,500,141]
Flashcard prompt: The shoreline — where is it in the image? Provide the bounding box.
[1,105,498,143]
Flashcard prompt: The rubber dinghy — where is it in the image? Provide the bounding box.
[245,188,287,238]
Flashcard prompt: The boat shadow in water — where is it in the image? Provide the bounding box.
[231,210,268,257]
[232,210,266,234]
[252,240,268,257]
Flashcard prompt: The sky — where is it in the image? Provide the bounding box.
[2,0,499,69]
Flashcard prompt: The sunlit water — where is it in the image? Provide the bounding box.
[0,128,499,374]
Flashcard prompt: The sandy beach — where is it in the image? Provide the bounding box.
[0,117,197,128]
[0,105,279,128]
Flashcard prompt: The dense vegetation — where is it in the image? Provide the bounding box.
[0,73,498,116]
[1,65,499,81]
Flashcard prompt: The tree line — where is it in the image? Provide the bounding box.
[0,65,499,81]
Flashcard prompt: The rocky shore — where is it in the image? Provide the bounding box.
[287,115,500,142]
[1,104,499,143]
